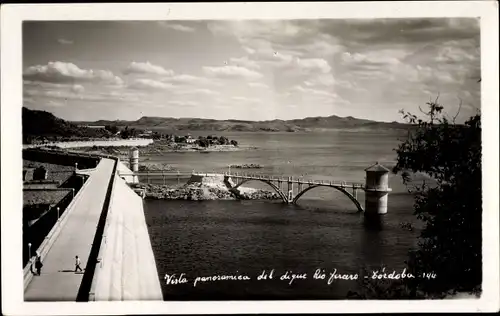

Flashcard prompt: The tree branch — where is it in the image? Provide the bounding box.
[452,97,463,124]
[434,92,440,104]
[418,106,428,116]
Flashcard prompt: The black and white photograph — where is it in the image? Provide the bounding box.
[1,2,499,314]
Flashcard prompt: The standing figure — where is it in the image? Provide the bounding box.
[34,253,43,276]
[75,255,83,273]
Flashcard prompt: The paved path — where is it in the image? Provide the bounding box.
[24,158,115,301]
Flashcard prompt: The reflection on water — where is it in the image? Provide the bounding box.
[142,130,423,300]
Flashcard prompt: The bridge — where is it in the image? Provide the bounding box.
[116,166,391,215]
[226,173,366,211]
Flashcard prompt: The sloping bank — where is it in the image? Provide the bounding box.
[135,174,280,201]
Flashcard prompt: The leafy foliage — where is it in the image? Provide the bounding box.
[393,99,482,296]
[104,124,119,134]
[218,136,229,145]
[196,137,210,148]
[120,126,138,139]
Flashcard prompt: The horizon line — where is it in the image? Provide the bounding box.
[23,106,406,125]
[70,114,404,125]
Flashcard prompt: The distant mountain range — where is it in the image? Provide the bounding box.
[22,107,409,141]
[75,114,408,132]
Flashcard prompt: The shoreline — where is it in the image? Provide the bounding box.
[74,143,255,157]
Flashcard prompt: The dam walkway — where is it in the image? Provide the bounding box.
[23,152,163,301]
[24,158,115,301]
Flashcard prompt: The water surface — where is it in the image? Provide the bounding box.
[143,130,424,300]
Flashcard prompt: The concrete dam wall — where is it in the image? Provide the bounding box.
[90,163,162,300]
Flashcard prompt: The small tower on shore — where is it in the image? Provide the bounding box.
[364,162,391,215]
[129,147,139,172]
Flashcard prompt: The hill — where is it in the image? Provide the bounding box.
[22,107,110,143]
[76,115,408,132]
[23,107,409,142]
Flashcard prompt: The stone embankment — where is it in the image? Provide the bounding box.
[135,174,280,201]
[138,162,175,172]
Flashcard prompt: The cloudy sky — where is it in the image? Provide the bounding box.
[23,19,480,122]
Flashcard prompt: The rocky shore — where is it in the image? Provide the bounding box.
[138,162,175,172]
[134,183,280,201]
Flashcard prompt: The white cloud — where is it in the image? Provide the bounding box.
[23,62,123,86]
[435,46,478,63]
[229,56,260,70]
[207,20,308,44]
[248,82,269,89]
[175,88,220,96]
[251,50,332,74]
[128,78,173,91]
[289,85,338,98]
[243,46,256,55]
[57,38,74,45]
[24,80,70,89]
[71,84,85,94]
[293,34,343,56]
[193,88,220,96]
[25,88,82,102]
[162,74,220,86]
[292,58,332,74]
[304,74,335,87]
[231,96,262,103]
[252,49,295,64]
[208,20,340,59]
[203,65,263,80]
[396,64,459,85]
[158,22,195,32]
[123,61,174,76]
[341,51,403,66]
[24,84,147,105]
[48,100,65,107]
[167,100,199,107]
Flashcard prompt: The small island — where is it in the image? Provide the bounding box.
[137,133,242,155]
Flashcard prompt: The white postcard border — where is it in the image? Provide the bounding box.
[1,2,498,314]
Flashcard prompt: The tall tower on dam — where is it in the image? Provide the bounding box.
[364,162,392,215]
[129,147,139,172]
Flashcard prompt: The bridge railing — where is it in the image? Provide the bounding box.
[223,172,364,188]
[117,170,364,188]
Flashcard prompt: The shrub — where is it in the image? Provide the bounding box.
[393,99,482,297]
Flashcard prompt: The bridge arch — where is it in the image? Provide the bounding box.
[292,184,364,213]
[232,178,288,203]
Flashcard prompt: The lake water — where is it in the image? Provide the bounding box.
[143,130,426,300]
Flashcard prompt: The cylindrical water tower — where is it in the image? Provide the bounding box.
[364,162,392,216]
[129,147,139,172]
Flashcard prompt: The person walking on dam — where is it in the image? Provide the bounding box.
[34,252,43,275]
[75,255,83,273]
